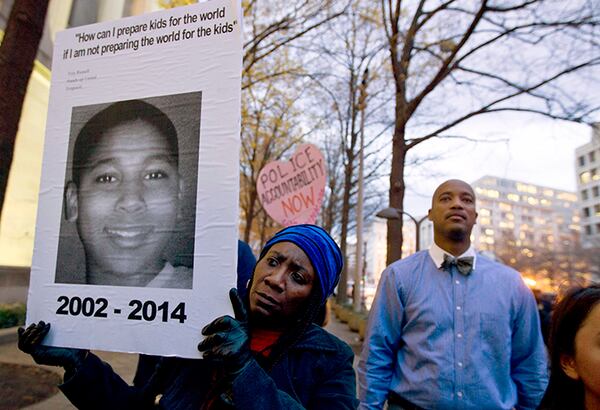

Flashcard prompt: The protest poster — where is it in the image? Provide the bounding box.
[257,143,327,226]
[26,0,242,358]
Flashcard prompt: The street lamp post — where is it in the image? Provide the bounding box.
[376,207,428,252]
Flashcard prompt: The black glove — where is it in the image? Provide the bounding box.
[198,288,252,379]
[18,321,88,373]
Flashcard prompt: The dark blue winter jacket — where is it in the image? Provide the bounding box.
[59,323,358,409]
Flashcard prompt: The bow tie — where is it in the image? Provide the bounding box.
[441,254,474,276]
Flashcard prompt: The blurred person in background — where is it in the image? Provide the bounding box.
[538,284,600,410]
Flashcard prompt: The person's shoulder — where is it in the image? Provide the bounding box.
[237,240,255,261]
[237,240,256,275]
[387,250,429,269]
[286,325,356,386]
[383,250,431,280]
[476,254,531,297]
[294,324,354,357]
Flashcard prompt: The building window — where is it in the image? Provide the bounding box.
[590,151,596,163]
[595,204,600,216]
[593,186,599,197]
[585,225,592,235]
[583,207,590,218]
[582,189,588,200]
[597,223,600,234]
[556,192,577,202]
[498,179,511,187]
[580,171,591,184]
[579,155,585,166]
[481,189,499,198]
[479,208,491,216]
[516,183,536,193]
[68,0,100,28]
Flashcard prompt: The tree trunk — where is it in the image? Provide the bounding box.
[336,148,355,305]
[0,0,49,218]
[258,208,274,250]
[386,125,407,265]
[243,185,258,243]
[384,0,410,266]
[336,97,360,305]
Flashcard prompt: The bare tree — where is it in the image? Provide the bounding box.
[0,0,49,218]
[381,0,600,263]
[240,78,310,243]
[305,1,391,303]
[494,229,599,289]
[239,0,351,246]
[242,0,348,90]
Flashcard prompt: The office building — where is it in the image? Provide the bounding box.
[472,176,579,252]
[575,123,600,248]
[472,176,593,289]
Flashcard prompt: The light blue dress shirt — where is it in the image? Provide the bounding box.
[358,244,548,410]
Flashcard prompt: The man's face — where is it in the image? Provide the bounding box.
[249,242,315,328]
[66,119,182,279]
[428,180,477,242]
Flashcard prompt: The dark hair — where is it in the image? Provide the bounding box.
[71,99,178,186]
[539,284,600,410]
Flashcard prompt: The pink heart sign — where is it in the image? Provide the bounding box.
[257,143,327,226]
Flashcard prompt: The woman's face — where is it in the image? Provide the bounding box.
[562,302,600,405]
[249,242,315,328]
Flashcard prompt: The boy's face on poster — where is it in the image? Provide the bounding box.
[66,119,182,278]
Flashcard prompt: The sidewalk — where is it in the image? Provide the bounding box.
[0,314,362,409]
[324,313,364,361]
[0,327,138,409]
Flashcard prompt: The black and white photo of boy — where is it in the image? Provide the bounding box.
[55,93,201,288]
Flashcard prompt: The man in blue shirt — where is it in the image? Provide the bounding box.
[358,179,548,410]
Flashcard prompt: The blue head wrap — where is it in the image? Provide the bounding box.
[259,224,343,304]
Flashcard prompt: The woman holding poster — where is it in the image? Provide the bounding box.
[19,224,358,409]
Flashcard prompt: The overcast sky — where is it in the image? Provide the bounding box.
[399,114,593,217]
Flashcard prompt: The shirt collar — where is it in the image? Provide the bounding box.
[429,241,477,270]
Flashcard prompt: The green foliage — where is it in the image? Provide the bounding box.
[0,303,26,329]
